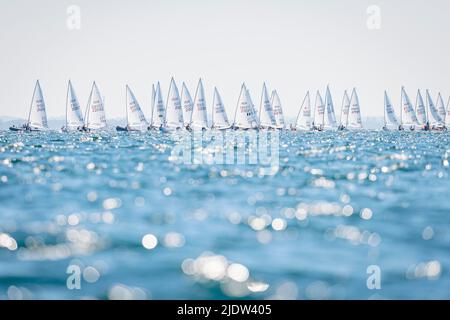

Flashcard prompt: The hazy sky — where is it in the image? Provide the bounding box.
[1,0,449,120]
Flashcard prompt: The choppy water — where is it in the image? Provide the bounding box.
[0,130,449,300]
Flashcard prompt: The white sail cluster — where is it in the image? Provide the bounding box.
[12,79,449,133]
[383,87,448,131]
[294,86,362,131]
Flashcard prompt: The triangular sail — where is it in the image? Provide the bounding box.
[295,91,311,130]
[348,88,363,129]
[65,80,83,130]
[191,79,208,129]
[324,85,337,128]
[436,93,446,120]
[384,91,398,126]
[271,90,285,129]
[211,88,230,129]
[339,90,350,127]
[446,96,450,127]
[85,82,107,130]
[151,84,155,122]
[126,85,148,131]
[27,80,48,129]
[233,83,259,129]
[164,78,184,128]
[415,90,427,125]
[151,82,165,127]
[425,90,442,125]
[181,82,193,127]
[258,83,276,128]
[247,89,258,124]
[400,87,419,125]
[313,91,325,127]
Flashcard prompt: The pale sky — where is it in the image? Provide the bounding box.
[1,0,449,120]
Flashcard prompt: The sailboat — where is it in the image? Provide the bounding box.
[181,82,194,129]
[232,83,259,130]
[425,90,444,130]
[116,85,149,132]
[382,91,399,131]
[271,90,285,129]
[347,88,363,130]
[293,91,312,131]
[399,87,419,131]
[61,80,84,132]
[312,91,325,131]
[150,82,166,130]
[324,85,337,130]
[415,90,428,130]
[338,90,350,130]
[190,79,209,130]
[247,89,258,127]
[436,93,447,123]
[211,87,231,129]
[258,83,277,129]
[164,78,184,130]
[83,82,107,131]
[10,80,49,132]
[446,96,450,129]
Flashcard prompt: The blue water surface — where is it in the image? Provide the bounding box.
[0,130,449,300]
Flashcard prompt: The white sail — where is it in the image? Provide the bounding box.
[400,87,419,126]
[27,80,48,130]
[164,78,184,129]
[270,90,285,129]
[324,85,337,128]
[126,85,148,131]
[85,82,107,130]
[151,82,165,127]
[348,88,363,129]
[258,83,276,128]
[65,80,83,130]
[181,82,193,127]
[247,89,257,123]
[151,83,155,121]
[233,83,259,129]
[436,93,447,121]
[446,96,450,127]
[425,90,442,125]
[415,90,427,125]
[211,87,230,129]
[191,79,208,129]
[295,91,312,130]
[313,91,325,128]
[384,91,399,126]
[339,90,350,127]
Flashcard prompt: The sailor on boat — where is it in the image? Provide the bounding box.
[10,80,49,132]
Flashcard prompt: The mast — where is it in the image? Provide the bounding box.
[211,87,216,127]
[150,84,155,127]
[258,83,265,126]
[27,80,39,127]
[383,91,387,126]
[400,87,403,126]
[233,84,244,126]
[84,82,94,127]
[65,80,70,128]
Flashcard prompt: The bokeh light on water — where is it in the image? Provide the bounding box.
[0,130,449,299]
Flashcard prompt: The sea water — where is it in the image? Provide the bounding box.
[0,130,449,299]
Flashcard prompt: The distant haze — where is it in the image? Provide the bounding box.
[1,0,449,120]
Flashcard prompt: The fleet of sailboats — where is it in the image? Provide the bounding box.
[380,87,448,131]
[9,80,450,132]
